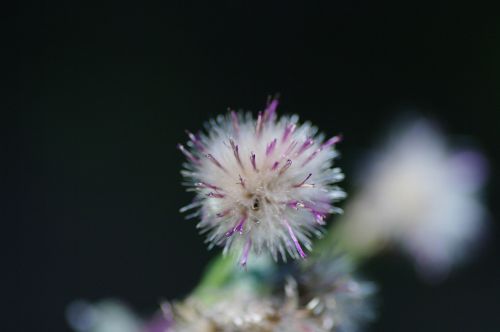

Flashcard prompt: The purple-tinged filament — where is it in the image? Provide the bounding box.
[177,144,200,164]
[240,236,252,267]
[255,111,263,136]
[196,182,221,191]
[225,214,248,237]
[297,138,314,155]
[294,173,313,187]
[288,200,305,209]
[205,153,227,172]
[283,218,307,259]
[230,139,244,169]
[185,130,205,152]
[266,138,278,156]
[250,152,259,172]
[302,149,320,166]
[311,211,326,225]
[234,214,247,234]
[238,174,246,188]
[263,97,278,123]
[284,140,298,156]
[279,159,293,175]
[322,134,342,149]
[216,209,232,218]
[282,123,296,142]
[302,136,341,167]
[207,192,225,198]
[231,111,240,135]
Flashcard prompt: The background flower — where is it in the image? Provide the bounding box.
[338,119,488,279]
[66,300,144,332]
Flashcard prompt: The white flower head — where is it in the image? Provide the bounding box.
[342,119,488,279]
[179,97,345,266]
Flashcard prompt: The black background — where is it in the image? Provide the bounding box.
[7,1,500,331]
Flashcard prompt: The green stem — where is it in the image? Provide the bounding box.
[192,254,236,299]
[313,216,379,265]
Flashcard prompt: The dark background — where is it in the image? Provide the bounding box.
[7,1,500,331]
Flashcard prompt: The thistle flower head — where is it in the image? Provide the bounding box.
[179,97,345,265]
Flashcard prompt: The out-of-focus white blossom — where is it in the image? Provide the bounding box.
[66,300,173,332]
[66,300,144,332]
[340,119,488,279]
[179,97,345,266]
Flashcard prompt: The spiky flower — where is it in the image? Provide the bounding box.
[178,97,345,265]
